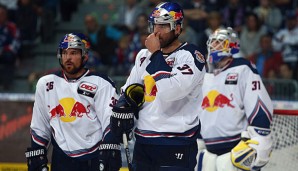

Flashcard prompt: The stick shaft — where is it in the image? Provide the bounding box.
[123,133,133,171]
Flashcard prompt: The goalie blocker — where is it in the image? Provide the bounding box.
[111,83,145,141]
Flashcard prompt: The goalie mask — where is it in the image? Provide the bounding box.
[148,2,184,34]
[57,33,90,66]
[206,27,240,73]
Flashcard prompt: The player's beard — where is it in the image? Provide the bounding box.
[61,59,84,75]
[160,30,179,48]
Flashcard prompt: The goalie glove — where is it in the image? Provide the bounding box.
[231,126,273,171]
[111,83,145,141]
[25,147,49,171]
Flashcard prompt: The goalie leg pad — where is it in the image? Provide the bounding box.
[216,152,240,171]
[198,149,217,171]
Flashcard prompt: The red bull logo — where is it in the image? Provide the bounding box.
[201,90,235,112]
[49,98,91,122]
[152,10,161,17]
[169,11,183,20]
[144,75,157,102]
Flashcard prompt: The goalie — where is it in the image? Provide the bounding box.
[197,27,273,171]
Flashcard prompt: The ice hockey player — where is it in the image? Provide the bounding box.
[197,27,273,171]
[110,2,206,170]
[25,33,122,171]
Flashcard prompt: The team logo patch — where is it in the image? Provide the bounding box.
[166,58,175,67]
[195,50,205,63]
[225,73,238,85]
[77,82,97,98]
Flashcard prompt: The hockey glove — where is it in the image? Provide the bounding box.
[111,84,144,141]
[98,143,122,171]
[25,147,49,171]
[231,126,272,171]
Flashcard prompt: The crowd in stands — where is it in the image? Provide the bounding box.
[0,0,298,93]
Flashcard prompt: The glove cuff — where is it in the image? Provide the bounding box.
[112,107,134,119]
[25,147,47,158]
[99,144,121,151]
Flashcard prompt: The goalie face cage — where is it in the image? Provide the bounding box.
[262,109,298,171]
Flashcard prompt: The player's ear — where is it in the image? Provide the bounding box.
[175,24,182,35]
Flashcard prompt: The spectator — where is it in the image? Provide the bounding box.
[240,12,268,59]
[129,13,148,63]
[117,0,143,31]
[178,17,198,45]
[84,13,122,71]
[279,63,294,79]
[0,4,20,91]
[221,0,246,33]
[113,34,132,75]
[253,0,283,33]
[272,10,298,73]
[59,0,78,22]
[0,0,18,22]
[34,0,58,43]
[182,0,208,34]
[249,34,284,78]
[15,0,38,60]
[197,11,224,56]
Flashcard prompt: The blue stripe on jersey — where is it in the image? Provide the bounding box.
[204,134,241,155]
[248,97,272,128]
[152,71,171,81]
[30,129,49,147]
[134,126,200,145]
[51,136,99,160]
[204,134,241,145]
[227,58,259,74]
[146,50,172,75]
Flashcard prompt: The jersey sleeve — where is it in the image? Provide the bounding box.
[146,50,205,102]
[94,80,119,143]
[242,66,273,129]
[30,78,51,147]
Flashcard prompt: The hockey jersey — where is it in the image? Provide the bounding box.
[122,42,206,145]
[30,69,118,159]
[199,58,273,155]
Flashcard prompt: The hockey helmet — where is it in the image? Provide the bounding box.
[148,2,184,33]
[57,33,90,60]
[206,27,240,72]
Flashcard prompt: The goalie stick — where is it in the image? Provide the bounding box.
[123,133,133,171]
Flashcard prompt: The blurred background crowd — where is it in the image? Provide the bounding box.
[0,0,297,100]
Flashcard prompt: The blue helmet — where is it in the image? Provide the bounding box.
[148,2,184,33]
[57,33,90,60]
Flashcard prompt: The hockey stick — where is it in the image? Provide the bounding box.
[123,133,133,171]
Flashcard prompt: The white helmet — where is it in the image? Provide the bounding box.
[206,27,240,72]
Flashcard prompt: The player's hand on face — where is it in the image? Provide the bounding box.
[145,32,161,53]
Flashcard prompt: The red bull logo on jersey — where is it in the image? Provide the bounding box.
[49,98,92,122]
[201,90,235,112]
[144,75,157,102]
